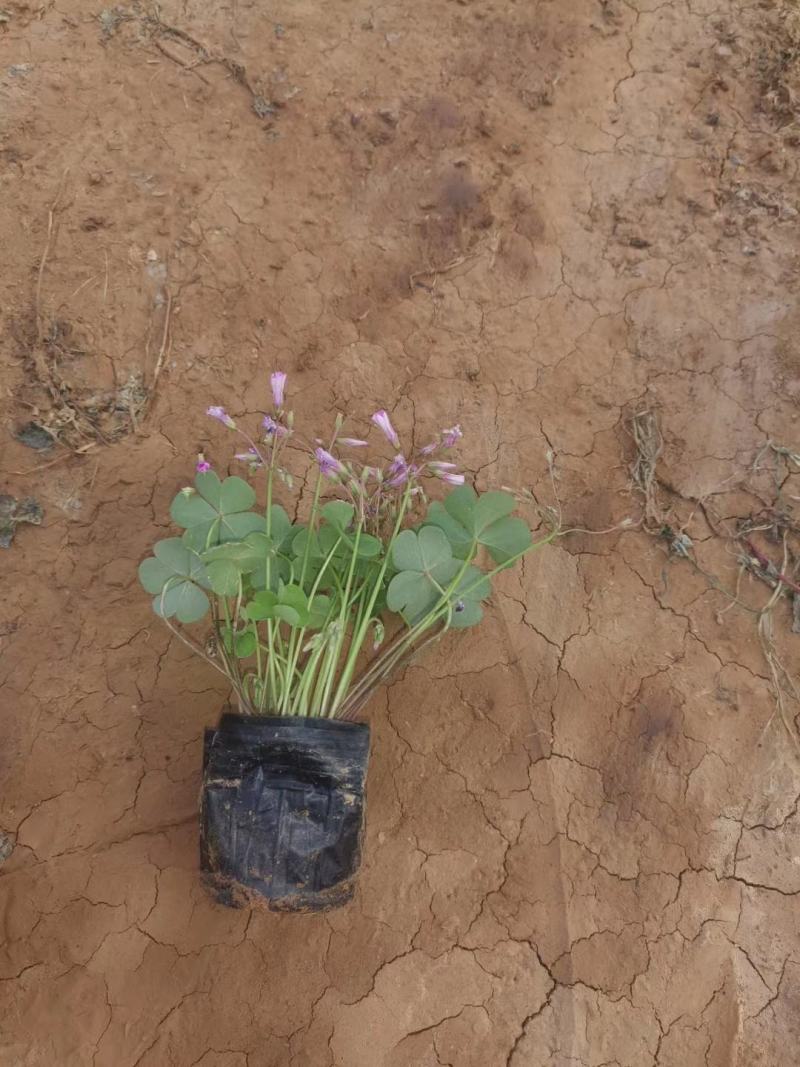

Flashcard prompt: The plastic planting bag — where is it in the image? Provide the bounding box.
[200,713,370,910]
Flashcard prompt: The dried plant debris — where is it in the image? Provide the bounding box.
[98,6,134,37]
[0,494,43,548]
[23,311,151,446]
[14,421,55,451]
[627,410,665,532]
[755,1,800,123]
[21,166,159,449]
[627,415,800,748]
[0,832,12,865]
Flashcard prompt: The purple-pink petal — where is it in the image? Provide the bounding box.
[263,415,288,437]
[270,371,287,408]
[315,447,345,478]
[441,424,463,448]
[235,448,262,464]
[371,409,400,449]
[206,405,235,428]
[386,455,419,488]
[339,437,369,448]
[440,471,465,486]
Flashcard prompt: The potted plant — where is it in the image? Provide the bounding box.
[138,373,555,910]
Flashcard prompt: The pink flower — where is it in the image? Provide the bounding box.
[419,441,439,455]
[263,415,288,437]
[428,461,458,473]
[235,448,262,465]
[196,455,211,473]
[440,471,465,486]
[315,447,345,478]
[441,424,463,448]
[386,454,418,488]
[338,437,368,448]
[207,405,235,428]
[371,409,400,449]
[271,371,287,408]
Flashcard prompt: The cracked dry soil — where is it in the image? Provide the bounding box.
[2,0,800,1064]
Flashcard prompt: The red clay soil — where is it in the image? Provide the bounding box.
[2,0,800,1064]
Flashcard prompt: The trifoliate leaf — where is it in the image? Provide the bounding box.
[152,581,210,624]
[206,558,241,596]
[424,487,531,565]
[234,630,257,658]
[391,526,453,577]
[138,557,173,594]
[321,500,354,532]
[386,570,440,621]
[170,473,262,550]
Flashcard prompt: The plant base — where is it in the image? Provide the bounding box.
[200,712,370,911]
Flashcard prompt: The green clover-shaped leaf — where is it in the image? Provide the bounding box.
[243,590,278,621]
[307,594,333,629]
[243,584,310,627]
[205,558,241,596]
[295,507,383,563]
[234,630,257,658]
[138,538,211,623]
[268,505,294,551]
[448,565,491,629]
[273,584,310,627]
[320,500,354,531]
[387,527,461,624]
[425,486,531,564]
[170,471,262,550]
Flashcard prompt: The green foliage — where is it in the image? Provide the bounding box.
[386,522,497,628]
[387,527,461,623]
[140,458,544,716]
[138,538,211,623]
[170,471,264,550]
[244,584,311,626]
[425,486,531,563]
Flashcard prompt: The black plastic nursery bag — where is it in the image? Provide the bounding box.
[200,713,370,910]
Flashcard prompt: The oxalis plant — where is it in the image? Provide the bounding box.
[138,373,556,720]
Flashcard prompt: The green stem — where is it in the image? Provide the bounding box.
[329,485,413,714]
[334,526,559,717]
[219,595,247,706]
[282,535,343,715]
[261,460,278,713]
[341,625,446,719]
[280,472,324,714]
[318,523,363,715]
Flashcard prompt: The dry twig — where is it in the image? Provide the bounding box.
[626,412,800,751]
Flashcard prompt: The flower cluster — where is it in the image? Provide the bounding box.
[202,374,466,493]
[142,370,550,723]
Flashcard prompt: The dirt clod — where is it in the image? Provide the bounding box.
[14,421,55,451]
[0,494,43,548]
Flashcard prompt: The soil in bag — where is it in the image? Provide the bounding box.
[200,713,370,910]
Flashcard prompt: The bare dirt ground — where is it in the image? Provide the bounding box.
[2,0,800,1063]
